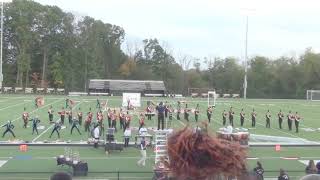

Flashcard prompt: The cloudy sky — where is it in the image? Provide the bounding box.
[35,0,320,60]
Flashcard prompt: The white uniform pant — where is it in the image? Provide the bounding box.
[137,150,147,166]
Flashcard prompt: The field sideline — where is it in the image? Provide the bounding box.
[0,95,319,179]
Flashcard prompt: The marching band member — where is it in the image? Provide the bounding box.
[70,116,81,135]
[146,103,153,121]
[96,98,101,109]
[49,121,61,138]
[77,108,83,126]
[119,109,125,130]
[84,109,93,132]
[168,105,173,127]
[177,101,181,120]
[251,109,257,127]
[2,121,15,138]
[111,109,117,132]
[287,111,293,131]
[35,98,38,108]
[58,107,66,125]
[137,136,147,167]
[48,106,54,123]
[168,105,173,121]
[229,107,234,127]
[194,104,200,122]
[184,104,189,122]
[123,126,131,147]
[97,110,104,135]
[138,113,145,131]
[127,99,130,110]
[294,112,301,133]
[207,106,213,123]
[240,109,245,127]
[124,112,132,132]
[222,110,227,126]
[22,107,29,128]
[65,98,69,109]
[93,123,100,148]
[156,102,165,130]
[97,111,104,126]
[164,101,169,119]
[107,108,112,128]
[67,108,73,125]
[266,110,271,128]
[278,110,284,129]
[30,116,41,135]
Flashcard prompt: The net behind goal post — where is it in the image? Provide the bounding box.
[306,90,320,101]
[208,91,217,107]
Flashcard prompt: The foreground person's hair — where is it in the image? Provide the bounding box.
[50,172,72,180]
[166,126,247,180]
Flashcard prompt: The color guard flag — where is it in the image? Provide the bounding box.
[69,99,75,106]
[102,100,108,107]
[36,97,45,107]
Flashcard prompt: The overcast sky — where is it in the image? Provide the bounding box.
[35,0,320,61]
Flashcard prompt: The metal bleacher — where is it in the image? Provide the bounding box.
[110,80,145,92]
[88,79,166,96]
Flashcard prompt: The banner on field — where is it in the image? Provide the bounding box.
[69,99,75,106]
[122,93,141,107]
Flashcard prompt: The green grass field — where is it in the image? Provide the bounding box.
[0,95,319,179]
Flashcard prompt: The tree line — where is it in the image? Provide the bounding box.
[2,0,320,99]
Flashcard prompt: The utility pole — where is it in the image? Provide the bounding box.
[0,0,12,91]
[244,16,248,99]
[0,2,4,90]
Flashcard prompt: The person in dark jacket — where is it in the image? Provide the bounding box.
[253,161,264,180]
[278,169,289,180]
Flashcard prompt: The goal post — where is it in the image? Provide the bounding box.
[208,91,216,107]
[306,90,320,101]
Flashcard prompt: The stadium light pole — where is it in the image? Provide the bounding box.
[241,8,255,99]
[0,1,3,90]
[0,0,11,90]
[243,16,248,99]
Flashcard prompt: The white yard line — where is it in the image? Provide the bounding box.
[0,160,8,167]
[169,112,186,127]
[31,124,55,142]
[0,99,63,127]
[32,101,83,142]
[0,102,26,111]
